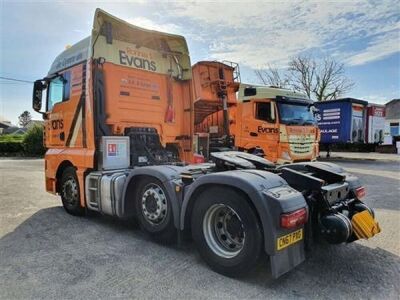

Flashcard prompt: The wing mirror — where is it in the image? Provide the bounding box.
[308,104,319,116]
[32,80,47,118]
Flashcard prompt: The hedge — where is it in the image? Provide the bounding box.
[0,125,46,156]
[23,125,46,156]
[0,134,24,143]
[0,140,24,153]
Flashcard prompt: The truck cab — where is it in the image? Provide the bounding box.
[235,86,320,163]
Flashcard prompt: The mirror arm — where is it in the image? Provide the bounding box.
[38,111,48,120]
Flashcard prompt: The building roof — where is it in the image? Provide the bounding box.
[0,116,12,128]
[385,98,400,106]
[0,121,12,128]
[385,99,400,120]
[315,97,368,106]
[3,127,27,135]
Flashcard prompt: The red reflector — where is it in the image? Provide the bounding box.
[280,208,308,229]
[355,186,366,199]
[193,153,205,164]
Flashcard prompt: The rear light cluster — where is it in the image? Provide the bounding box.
[355,186,366,200]
[193,153,205,164]
[280,208,308,229]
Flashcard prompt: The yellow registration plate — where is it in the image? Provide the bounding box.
[277,229,303,250]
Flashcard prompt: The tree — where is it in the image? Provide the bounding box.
[287,55,316,99]
[23,124,45,156]
[255,55,354,101]
[18,111,32,127]
[254,64,289,88]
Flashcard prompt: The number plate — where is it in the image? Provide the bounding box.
[277,229,303,250]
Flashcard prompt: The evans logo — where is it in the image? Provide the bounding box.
[119,50,157,72]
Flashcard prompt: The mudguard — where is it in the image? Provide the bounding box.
[180,169,308,278]
[119,165,184,228]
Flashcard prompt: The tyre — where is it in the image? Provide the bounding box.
[135,177,176,243]
[60,166,85,216]
[191,187,263,277]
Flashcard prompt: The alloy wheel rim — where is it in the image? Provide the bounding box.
[63,177,78,206]
[203,204,245,258]
[141,183,168,225]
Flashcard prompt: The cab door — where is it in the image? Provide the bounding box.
[240,100,279,160]
[45,73,69,148]
[45,65,84,149]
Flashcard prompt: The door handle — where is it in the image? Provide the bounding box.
[250,132,258,137]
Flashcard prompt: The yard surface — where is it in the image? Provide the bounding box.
[0,158,399,299]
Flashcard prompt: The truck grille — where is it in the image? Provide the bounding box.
[289,142,313,155]
[288,134,314,155]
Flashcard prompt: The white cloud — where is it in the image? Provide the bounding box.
[356,94,393,104]
[165,1,400,69]
[126,16,182,34]
[346,28,400,66]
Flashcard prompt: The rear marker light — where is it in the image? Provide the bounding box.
[355,186,366,200]
[280,208,308,229]
[193,153,205,164]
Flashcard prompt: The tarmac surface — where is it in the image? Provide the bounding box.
[0,158,399,299]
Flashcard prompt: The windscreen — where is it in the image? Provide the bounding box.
[277,102,316,125]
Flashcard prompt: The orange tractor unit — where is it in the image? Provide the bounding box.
[32,9,380,279]
[192,61,320,163]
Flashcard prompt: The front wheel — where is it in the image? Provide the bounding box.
[191,187,263,277]
[60,166,85,216]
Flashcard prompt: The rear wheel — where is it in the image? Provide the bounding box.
[135,177,176,243]
[60,166,85,216]
[191,187,263,277]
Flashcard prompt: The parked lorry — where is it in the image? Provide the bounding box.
[32,9,380,278]
[314,98,368,144]
[192,61,319,163]
[366,104,385,144]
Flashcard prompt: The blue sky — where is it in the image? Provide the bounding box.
[0,0,399,125]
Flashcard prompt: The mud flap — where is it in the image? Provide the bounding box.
[351,210,381,239]
[270,240,305,278]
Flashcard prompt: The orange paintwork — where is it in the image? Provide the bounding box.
[101,62,192,159]
[234,99,280,162]
[192,61,319,163]
[44,62,95,205]
[44,59,193,205]
[192,62,239,125]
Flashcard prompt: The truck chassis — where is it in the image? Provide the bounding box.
[60,150,380,278]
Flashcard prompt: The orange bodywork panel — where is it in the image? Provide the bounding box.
[43,9,195,206]
[44,60,194,203]
[44,62,95,205]
[101,62,192,160]
[192,61,239,125]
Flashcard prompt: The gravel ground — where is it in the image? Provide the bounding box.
[0,158,399,299]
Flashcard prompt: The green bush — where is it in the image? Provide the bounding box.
[0,140,24,153]
[0,134,24,143]
[22,125,46,156]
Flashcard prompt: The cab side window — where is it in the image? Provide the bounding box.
[255,102,275,123]
[47,71,71,111]
[62,71,71,100]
